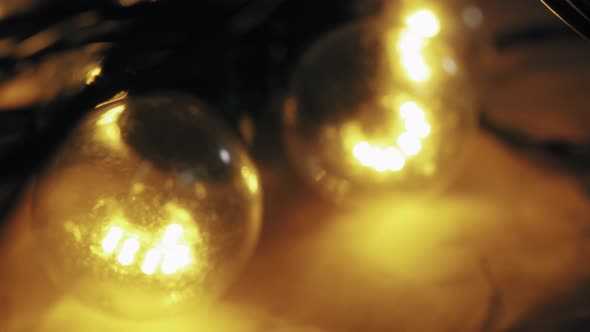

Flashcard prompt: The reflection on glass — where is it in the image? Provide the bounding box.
[142,248,162,275]
[401,51,431,82]
[219,148,231,164]
[97,105,125,126]
[117,238,141,266]
[241,165,260,194]
[85,66,102,85]
[101,226,124,254]
[95,104,126,148]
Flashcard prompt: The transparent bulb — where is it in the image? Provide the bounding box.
[32,92,262,317]
[283,18,476,201]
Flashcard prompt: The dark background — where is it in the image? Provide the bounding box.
[1,0,590,331]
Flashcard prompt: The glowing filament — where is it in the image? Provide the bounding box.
[396,10,438,82]
[347,96,433,173]
[162,224,184,247]
[397,30,427,53]
[353,142,405,173]
[117,238,140,266]
[141,248,162,275]
[400,101,431,137]
[397,132,422,156]
[101,226,124,254]
[400,102,426,121]
[406,9,440,38]
[405,118,431,138]
[353,142,374,166]
[396,30,431,82]
[401,53,431,82]
[96,219,198,276]
[381,147,405,171]
[161,245,191,275]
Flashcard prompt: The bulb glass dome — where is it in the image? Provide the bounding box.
[32,92,262,317]
[284,16,476,200]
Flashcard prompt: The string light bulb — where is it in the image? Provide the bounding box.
[32,92,262,317]
[283,14,476,201]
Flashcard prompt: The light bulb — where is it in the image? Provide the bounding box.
[283,18,476,201]
[31,92,262,317]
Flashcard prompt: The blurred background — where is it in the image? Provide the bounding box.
[1,0,590,331]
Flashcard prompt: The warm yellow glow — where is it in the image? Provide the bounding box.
[117,238,140,266]
[352,142,372,166]
[165,203,192,222]
[405,9,440,38]
[161,245,191,275]
[404,116,431,139]
[102,126,121,144]
[86,66,102,85]
[401,53,430,82]
[397,30,427,54]
[95,105,126,147]
[400,102,426,122]
[131,182,145,194]
[398,102,431,140]
[397,132,422,156]
[395,29,431,82]
[162,224,184,247]
[141,248,162,275]
[98,216,199,276]
[101,226,124,254]
[241,166,259,194]
[118,0,144,6]
[345,98,432,173]
[382,147,405,172]
[97,105,125,126]
[353,142,405,173]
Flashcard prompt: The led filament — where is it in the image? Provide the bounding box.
[405,9,440,38]
[283,9,475,199]
[99,223,194,276]
[349,101,431,174]
[32,93,262,316]
[394,9,442,83]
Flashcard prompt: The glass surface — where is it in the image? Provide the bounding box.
[31,92,262,317]
[283,17,476,201]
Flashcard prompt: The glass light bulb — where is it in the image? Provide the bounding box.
[32,92,262,317]
[283,19,476,201]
